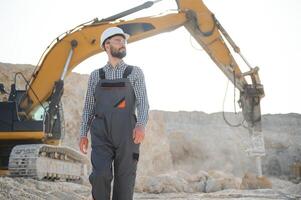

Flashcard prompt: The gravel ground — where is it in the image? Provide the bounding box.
[0,177,300,200]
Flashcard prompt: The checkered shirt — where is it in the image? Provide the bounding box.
[79,60,149,137]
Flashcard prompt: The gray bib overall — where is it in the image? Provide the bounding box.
[89,66,139,200]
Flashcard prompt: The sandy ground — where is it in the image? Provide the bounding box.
[0,177,300,200]
[1,63,300,199]
[134,190,298,200]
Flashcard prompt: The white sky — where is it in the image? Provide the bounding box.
[0,0,300,114]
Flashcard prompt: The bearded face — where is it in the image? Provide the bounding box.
[110,44,127,59]
[104,35,127,59]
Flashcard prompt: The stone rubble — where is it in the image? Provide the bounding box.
[0,62,300,199]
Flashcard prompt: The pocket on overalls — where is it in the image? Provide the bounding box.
[91,116,102,131]
[114,97,126,109]
[131,114,137,129]
[131,113,140,162]
[90,117,107,146]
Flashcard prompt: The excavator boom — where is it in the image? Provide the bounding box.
[20,12,188,114]
[0,0,265,179]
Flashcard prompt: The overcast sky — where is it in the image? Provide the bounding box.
[0,0,300,114]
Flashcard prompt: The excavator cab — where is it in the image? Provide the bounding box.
[0,81,64,171]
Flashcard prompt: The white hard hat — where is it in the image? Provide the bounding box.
[100,27,130,47]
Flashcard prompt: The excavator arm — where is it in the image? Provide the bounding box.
[19,12,187,114]
[21,0,264,116]
[17,0,265,175]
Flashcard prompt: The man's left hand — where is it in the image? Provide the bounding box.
[133,126,145,144]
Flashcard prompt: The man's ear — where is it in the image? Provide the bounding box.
[104,42,109,51]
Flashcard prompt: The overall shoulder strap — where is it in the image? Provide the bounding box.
[122,65,133,78]
[98,68,106,80]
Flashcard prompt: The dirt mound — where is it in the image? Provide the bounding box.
[0,62,300,199]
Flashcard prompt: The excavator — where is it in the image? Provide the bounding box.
[0,0,265,182]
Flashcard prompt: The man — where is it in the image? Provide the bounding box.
[79,27,149,200]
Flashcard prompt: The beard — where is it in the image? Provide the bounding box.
[110,45,127,59]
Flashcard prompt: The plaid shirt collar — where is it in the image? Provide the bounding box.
[104,60,126,71]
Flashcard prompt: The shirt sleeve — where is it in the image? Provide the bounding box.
[79,71,97,137]
[132,67,149,128]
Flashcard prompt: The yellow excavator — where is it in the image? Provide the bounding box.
[0,0,265,181]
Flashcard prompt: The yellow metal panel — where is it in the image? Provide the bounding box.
[22,12,187,114]
[0,170,9,176]
[44,139,60,146]
[177,0,247,90]
[0,131,44,140]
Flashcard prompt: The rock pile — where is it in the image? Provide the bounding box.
[0,62,300,199]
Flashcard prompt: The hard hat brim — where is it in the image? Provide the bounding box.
[101,27,130,48]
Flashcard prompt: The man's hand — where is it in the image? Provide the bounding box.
[133,126,145,144]
[79,136,89,154]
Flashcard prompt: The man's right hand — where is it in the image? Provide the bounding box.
[79,136,89,154]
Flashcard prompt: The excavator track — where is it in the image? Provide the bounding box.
[8,144,89,182]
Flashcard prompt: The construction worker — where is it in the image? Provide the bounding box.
[79,27,149,200]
